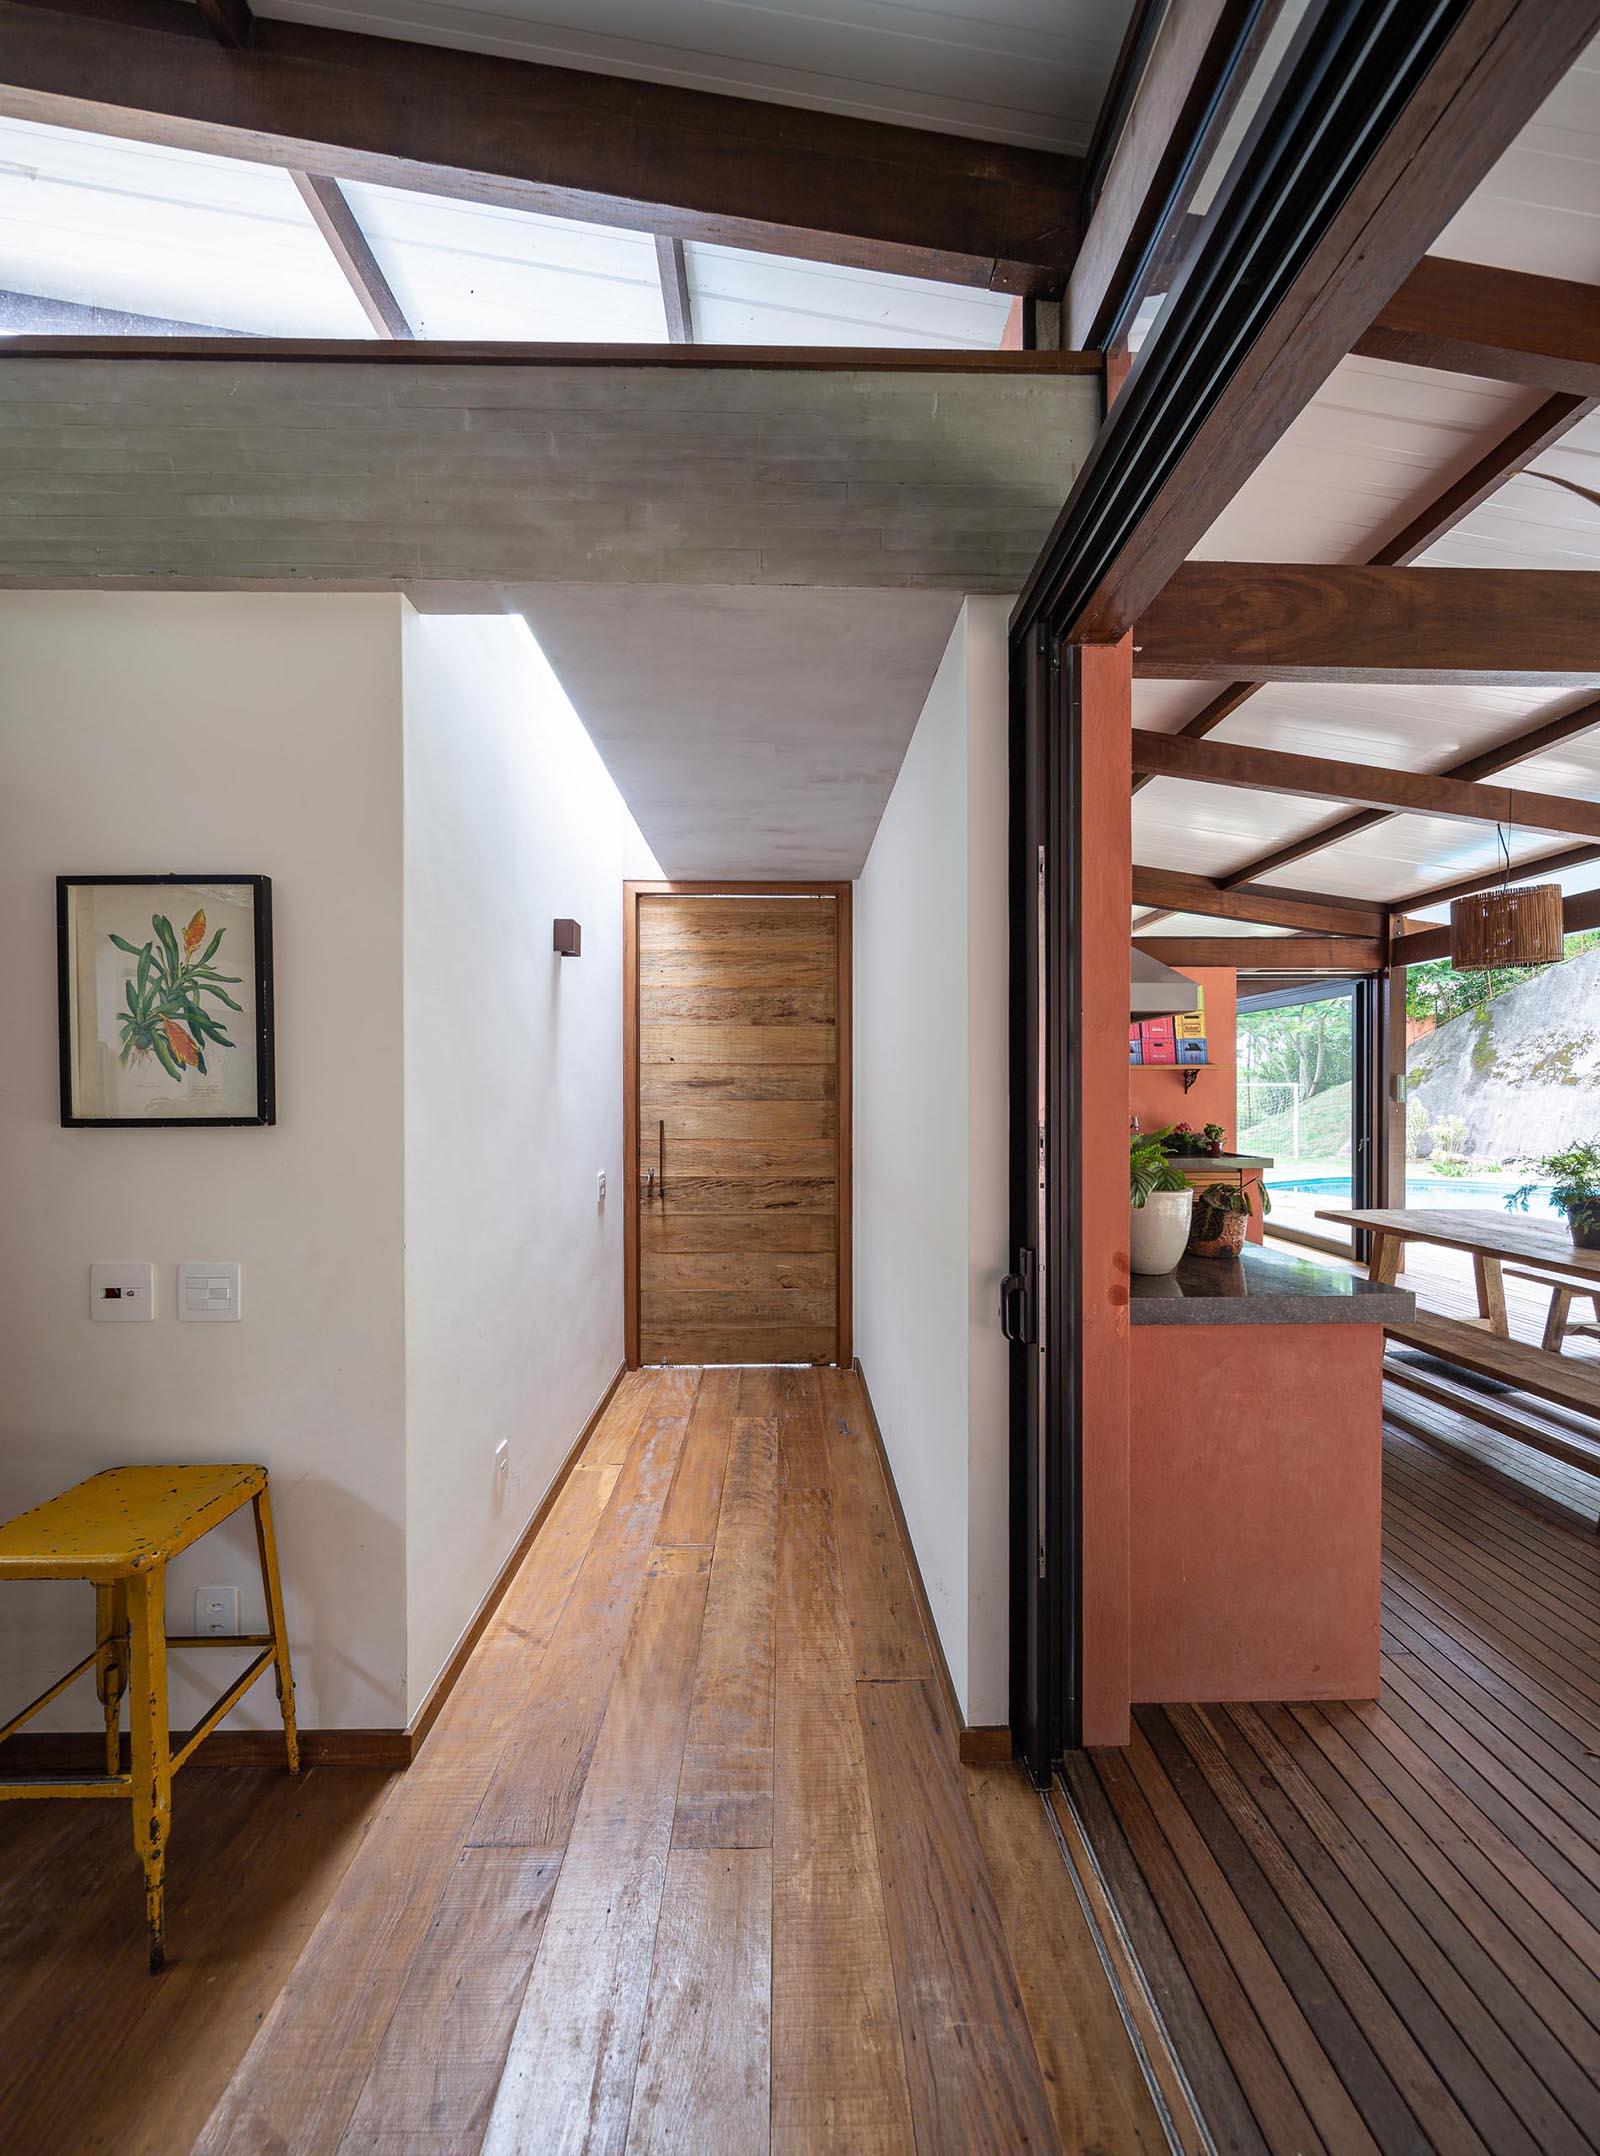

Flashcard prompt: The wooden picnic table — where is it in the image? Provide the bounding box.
[1315,1206,1600,1339]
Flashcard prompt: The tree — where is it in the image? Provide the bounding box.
[1406,930,1600,1025]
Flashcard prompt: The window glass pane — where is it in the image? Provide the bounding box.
[339,182,669,341]
[683,242,1014,347]
[1237,985,1357,1250]
[0,116,372,336]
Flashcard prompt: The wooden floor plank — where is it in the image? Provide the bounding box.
[337,1848,560,2153]
[859,1678,1060,2153]
[626,1847,772,2153]
[819,1371,933,1683]
[482,1548,712,2155]
[964,1762,1170,2156]
[771,1484,914,2154]
[655,1367,738,1549]
[673,1405,779,1853]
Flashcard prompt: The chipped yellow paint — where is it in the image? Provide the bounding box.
[0,1463,297,1971]
[0,1463,266,1580]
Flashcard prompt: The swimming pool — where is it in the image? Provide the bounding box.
[1269,1172,1561,1219]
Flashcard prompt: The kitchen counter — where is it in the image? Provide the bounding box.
[1130,1242,1416,1326]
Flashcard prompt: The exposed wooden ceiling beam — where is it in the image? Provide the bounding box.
[1134,564,1600,684]
[1393,885,1600,967]
[193,0,251,49]
[1066,0,1255,350]
[1131,727,1600,839]
[1133,934,1383,973]
[1014,0,1599,641]
[1130,866,1386,937]
[1354,256,1600,396]
[1130,391,1595,806]
[655,237,693,346]
[1385,840,1600,917]
[0,0,1080,294]
[289,171,411,340]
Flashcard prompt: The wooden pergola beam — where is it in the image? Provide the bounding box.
[1216,690,1600,893]
[655,238,693,345]
[1354,256,1600,397]
[0,0,1081,293]
[1130,391,1595,812]
[1133,935,1383,973]
[193,0,251,49]
[1133,565,1600,684]
[1132,728,1600,839]
[1129,866,1386,937]
[289,172,411,340]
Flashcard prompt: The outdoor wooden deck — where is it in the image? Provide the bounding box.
[1061,1395,1600,2156]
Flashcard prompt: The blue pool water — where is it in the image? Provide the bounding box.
[1269,1172,1561,1219]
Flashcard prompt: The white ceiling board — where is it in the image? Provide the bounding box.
[1431,32,1600,282]
[246,0,1134,152]
[1418,406,1600,572]
[516,583,962,876]
[1252,813,1598,905]
[1131,679,1221,732]
[682,242,1012,348]
[1130,913,1294,940]
[1197,680,1570,772]
[1132,777,1349,882]
[339,181,669,339]
[0,114,371,336]
[1189,356,1545,565]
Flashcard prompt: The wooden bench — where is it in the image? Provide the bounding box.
[1504,1266,1600,1354]
[1383,1311,1600,1498]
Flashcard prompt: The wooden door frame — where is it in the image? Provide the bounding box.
[623,878,853,1369]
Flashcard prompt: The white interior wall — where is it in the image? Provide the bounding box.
[853,597,1011,1724]
[401,612,656,1706]
[0,593,409,1732]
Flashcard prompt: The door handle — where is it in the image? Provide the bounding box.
[1000,1249,1037,1346]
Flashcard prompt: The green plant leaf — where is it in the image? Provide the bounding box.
[109,933,144,956]
[150,1030,184,1083]
[154,914,181,976]
[124,980,138,1017]
[135,944,152,998]
[197,981,243,1011]
[199,929,224,964]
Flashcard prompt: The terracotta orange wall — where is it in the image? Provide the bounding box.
[1129,965,1237,1143]
[1128,1324,1383,1703]
[1080,638,1133,1747]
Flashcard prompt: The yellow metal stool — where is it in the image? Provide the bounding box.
[0,1464,298,1970]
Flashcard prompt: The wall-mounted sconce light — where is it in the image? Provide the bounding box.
[553,919,582,957]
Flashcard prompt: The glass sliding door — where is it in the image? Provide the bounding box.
[1237,980,1362,1257]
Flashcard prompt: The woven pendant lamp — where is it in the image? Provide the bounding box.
[1449,882,1564,970]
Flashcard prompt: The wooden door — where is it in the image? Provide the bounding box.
[626,884,850,1367]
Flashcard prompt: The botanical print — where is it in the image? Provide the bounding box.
[111,907,242,1086]
[61,879,268,1124]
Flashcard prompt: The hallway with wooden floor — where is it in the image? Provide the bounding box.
[0,1365,1164,2154]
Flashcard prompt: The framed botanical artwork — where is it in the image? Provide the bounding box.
[57,876,275,1127]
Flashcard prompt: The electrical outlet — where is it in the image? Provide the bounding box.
[596,1170,606,1206]
[90,1262,154,1322]
[196,1585,240,1637]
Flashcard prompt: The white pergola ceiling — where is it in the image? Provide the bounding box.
[1134,35,1600,921]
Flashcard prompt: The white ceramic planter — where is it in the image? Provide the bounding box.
[1130,1187,1194,1276]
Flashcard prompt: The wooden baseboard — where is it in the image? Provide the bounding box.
[1,1360,628,1782]
[850,1357,1014,1770]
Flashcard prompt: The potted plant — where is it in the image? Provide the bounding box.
[1506,1138,1600,1250]
[1202,1122,1225,1157]
[1131,1130,1194,1275]
[1188,1178,1271,1257]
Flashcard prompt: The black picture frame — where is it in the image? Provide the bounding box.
[57,875,276,1128]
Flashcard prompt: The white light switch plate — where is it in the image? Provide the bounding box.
[90,1261,154,1321]
[178,1261,242,1322]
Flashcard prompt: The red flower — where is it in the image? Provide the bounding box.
[164,1020,201,1068]
[183,908,206,956]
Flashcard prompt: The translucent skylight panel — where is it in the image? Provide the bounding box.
[0,116,372,336]
[339,182,669,340]
[683,243,1014,347]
